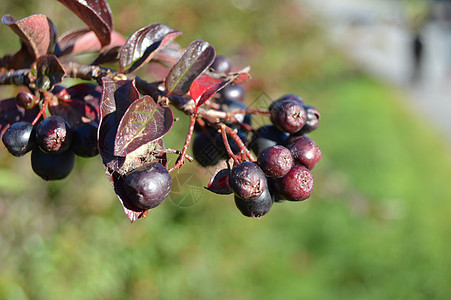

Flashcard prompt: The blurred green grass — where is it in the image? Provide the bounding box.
[1,0,451,299]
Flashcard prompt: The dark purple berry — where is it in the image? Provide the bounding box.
[37,116,72,154]
[230,162,267,200]
[219,84,246,102]
[270,100,307,133]
[299,104,320,134]
[15,92,40,109]
[2,121,36,157]
[72,122,99,157]
[210,55,233,73]
[192,129,226,167]
[234,187,273,218]
[31,148,75,181]
[206,168,232,195]
[124,162,172,210]
[279,165,314,201]
[257,145,293,178]
[286,135,321,170]
[268,94,304,112]
[249,125,289,155]
[267,177,285,202]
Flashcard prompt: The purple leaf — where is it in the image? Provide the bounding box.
[164,40,215,96]
[98,78,140,172]
[114,95,173,156]
[2,14,57,58]
[91,45,122,65]
[30,54,65,91]
[100,78,139,122]
[57,0,113,47]
[119,23,181,73]
[55,28,125,57]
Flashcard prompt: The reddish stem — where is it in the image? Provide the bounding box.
[225,126,255,162]
[220,124,240,165]
[168,108,198,173]
[31,96,50,125]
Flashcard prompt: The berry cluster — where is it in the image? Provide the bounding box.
[0,0,323,222]
[2,95,99,180]
[203,89,321,218]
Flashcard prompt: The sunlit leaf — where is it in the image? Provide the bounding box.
[55,28,125,57]
[2,14,57,58]
[119,23,181,73]
[190,66,251,106]
[114,95,173,156]
[164,40,215,96]
[57,0,113,47]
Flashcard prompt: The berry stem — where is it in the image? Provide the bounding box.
[168,108,198,173]
[31,96,50,125]
[224,126,255,162]
[220,124,240,165]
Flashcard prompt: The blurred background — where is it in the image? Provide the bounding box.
[1,0,451,299]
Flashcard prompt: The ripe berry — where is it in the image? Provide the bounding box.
[257,145,293,178]
[299,104,320,134]
[269,94,304,111]
[2,121,36,157]
[72,122,99,157]
[192,129,225,167]
[15,92,40,109]
[286,135,321,170]
[206,168,232,195]
[210,55,232,73]
[219,84,246,102]
[279,165,314,201]
[31,148,75,180]
[234,187,273,218]
[270,100,307,133]
[230,162,267,200]
[37,116,72,154]
[124,162,172,210]
[249,125,289,155]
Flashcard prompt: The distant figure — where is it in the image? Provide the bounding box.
[432,0,451,76]
[411,31,424,82]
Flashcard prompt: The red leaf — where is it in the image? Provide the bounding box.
[2,14,57,58]
[190,66,252,106]
[57,0,113,47]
